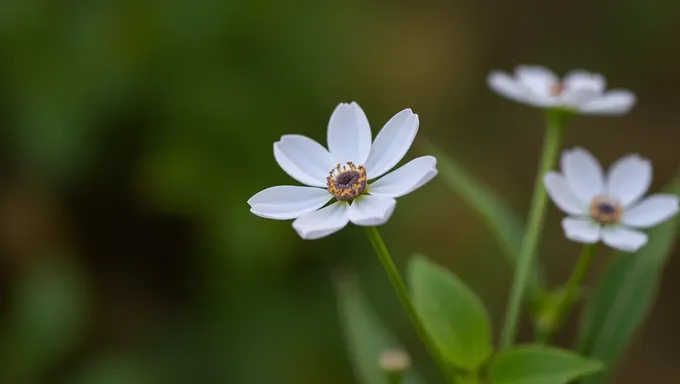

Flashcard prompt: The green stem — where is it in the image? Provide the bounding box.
[537,244,597,344]
[364,227,457,383]
[499,111,567,350]
[385,371,404,384]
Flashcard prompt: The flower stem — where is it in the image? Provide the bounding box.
[499,111,567,350]
[364,227,457,383]
[537,244,597,344]
[385,371,404,384]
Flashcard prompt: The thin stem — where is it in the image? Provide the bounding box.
[537,244,597,344]
[364,227,457,383]
[385,371,404,384]
[499,111,567,350]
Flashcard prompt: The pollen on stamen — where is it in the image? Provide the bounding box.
[326,162,367,201]
[589,195,623,224]
[549,83,565,96]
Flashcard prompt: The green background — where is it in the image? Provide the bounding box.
[0,0,679,383]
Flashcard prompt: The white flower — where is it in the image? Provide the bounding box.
[544,148,679,252]
[487,65,636,115]
[247,102,438,240]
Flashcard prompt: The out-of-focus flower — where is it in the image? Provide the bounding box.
[379,349,411,373]
[545,147,679,252]
[488,66,636,115]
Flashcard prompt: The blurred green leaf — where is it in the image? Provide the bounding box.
[0,260,90,383]
[488,345,602,384]
[408,255,493,371]
[424,141,544,291]
[333,271,422,384]
[576,178,680,383]
[72,355,154,384]
[333,272,421,384]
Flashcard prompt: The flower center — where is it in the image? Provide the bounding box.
[549,82,565,96]
[326,162,368,201]
[589,195,623,224]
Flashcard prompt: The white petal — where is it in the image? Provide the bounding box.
[557,87,602,109]
[248,186,332,220]
[622,194,679,228]
[606,154,651,207]
[364,109,419,179]
[515,65,558,99]
[561,217,601,244]
[347,195,397,226]
[579,90,636,115]
[369,156,437,198]
[487,71,531,104]
[292,201,349,240]
[601,226,648,252]
[561,147,605,203]
[543,172,588,215]
[274,135,335,187]
[327,102,372,165]
[563,70,606,94]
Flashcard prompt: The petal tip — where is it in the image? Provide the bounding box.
[543,172,559,188]
[291,220,316,240]
[543,171,559,183]
[349,101,366,112]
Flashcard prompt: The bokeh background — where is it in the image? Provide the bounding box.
[1,0,679,383]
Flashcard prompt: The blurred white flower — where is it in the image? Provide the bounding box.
[544,148,679,252]
[248,102,438,240]
[487,66,636,115]
[379,349,411,373]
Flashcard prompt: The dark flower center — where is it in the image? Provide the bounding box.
[327,162,368,201]
[589,195,622,224]
[597,203,616,215]
[549,83,565,96]
[336,171,359,187]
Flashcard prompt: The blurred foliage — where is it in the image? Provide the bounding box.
[577,176,680,384]
[1,0,680,383]
[333,271,422,384]
[0,260,89,383]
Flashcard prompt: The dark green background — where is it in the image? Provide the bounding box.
[1,0,679,383]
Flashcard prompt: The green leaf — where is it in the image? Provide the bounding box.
[489,345,603,384]
[408,255,493,370]
[576,177,680,383]
[424,141,544,291]
[72,355,153,384]
[333,271,422,384]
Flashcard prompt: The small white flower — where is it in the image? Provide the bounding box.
[544,147,679,252]
[487,65,636,115]
[248,102,438,240]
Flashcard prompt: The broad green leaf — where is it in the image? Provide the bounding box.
[333,272,422,384]
[424,141,544,291]
[489,345,603,384]
[576,178,680,383]
[408,255,493,370]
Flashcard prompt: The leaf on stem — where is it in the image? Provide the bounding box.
[408,255,493,371]
[489,345,603,384]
